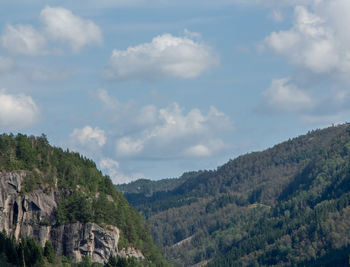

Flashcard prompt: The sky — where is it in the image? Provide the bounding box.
[0,0,350,184]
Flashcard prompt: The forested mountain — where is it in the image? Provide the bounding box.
[0,133,168,267]
[117,123,350,266]
[116,171,201,197]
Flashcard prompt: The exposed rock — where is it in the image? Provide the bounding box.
[0,171,144,263]
[118,247,145,260]
[50,222,120,263]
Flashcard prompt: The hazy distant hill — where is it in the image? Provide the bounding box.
[116,171,203,196]
[117,123,350,266]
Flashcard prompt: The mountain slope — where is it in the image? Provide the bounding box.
[117,123,350,266]
[0,133,168,266]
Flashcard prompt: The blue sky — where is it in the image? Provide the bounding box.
[1,0,349,183]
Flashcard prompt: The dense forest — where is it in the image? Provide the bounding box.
[117,123,350,266]
[0,230,155,267]
[0,133,168,267]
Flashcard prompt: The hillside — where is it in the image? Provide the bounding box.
[0,133,169,267]
[117,123,350,266]
[116,171,201,196]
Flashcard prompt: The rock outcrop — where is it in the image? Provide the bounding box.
[50,223,120,263]
[118,247,145,259]
[0,171,143,263]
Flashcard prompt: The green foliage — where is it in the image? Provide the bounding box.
[22,237,45,267]
[44,240,55,264]
[0,231,52,266]
[0,255,13,267]
[116,171,203,195]
[57,192,93,224]
[15,134,37,170]
[0,231,20,266]
[106,256,145,267]
[77,256,93,267]
[0,231,156,267]
[0,133,168,267]
[120,123,350,266]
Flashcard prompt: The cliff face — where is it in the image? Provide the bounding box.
[0,171,144,263]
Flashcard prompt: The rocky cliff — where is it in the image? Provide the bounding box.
[0,171,144,263]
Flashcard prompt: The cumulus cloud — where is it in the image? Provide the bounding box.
[262,78,315,112]
[96,89,233,158]
[99,158,136,184]
[108,32,218,80]
[116,137,144,156]
[185,144,211,157]
[259,0,350,125]
[118,103,230,157]
[260,76,350,127]
[0,90,39,130]
[114,103,233,158]
[70,126,106,147]
[0,24,46,55]
[262,1,350,75]
[40,6,102,52]
[0,6,102,55]
[184,139,225,157]
[97,88,159,132]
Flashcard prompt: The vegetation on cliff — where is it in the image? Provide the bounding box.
[118,123,350,266]
[0,133,169,266]
[0,230,154,267]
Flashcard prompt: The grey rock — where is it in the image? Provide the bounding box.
[0,171,144,263]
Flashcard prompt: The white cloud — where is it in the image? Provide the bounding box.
[40,6,102,52]
[260,0,350,123]
[185,144,211,157]
[97,88,158,131]
[0,24,46,56]
[96,89,233,158]
[99,158,136,184]
[263,2,350,75]
[116,137,144,157]
[108,32,218,80]
[0,90,39,130]
[97,88,115,109]
[262,78,315,112]
[70,126,106,147]
[0,6,102,55]
[184,141,226,157]
[114,102,233,158]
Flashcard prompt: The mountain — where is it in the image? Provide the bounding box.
[0,133,169,267]
[116,171,202,197]
[117,123,350,266]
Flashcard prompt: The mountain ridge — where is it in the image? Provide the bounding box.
[0,133,168,266]
[117,123,350,266]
